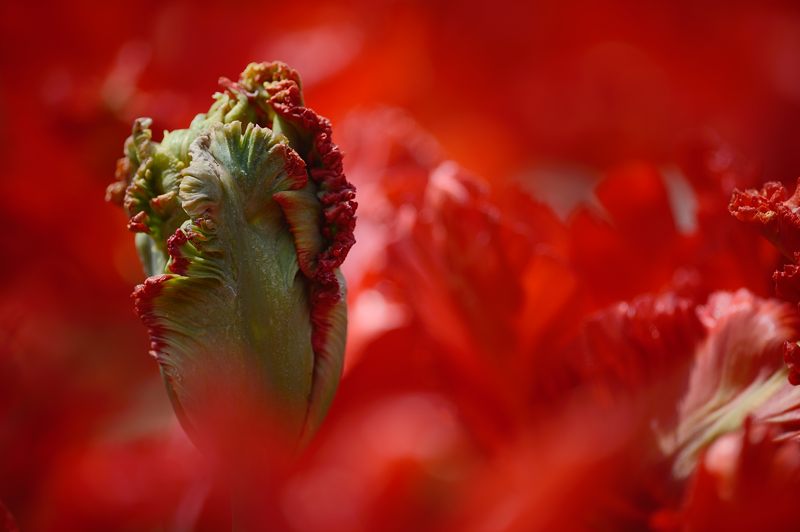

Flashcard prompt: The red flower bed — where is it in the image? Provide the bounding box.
[4,1,800,530]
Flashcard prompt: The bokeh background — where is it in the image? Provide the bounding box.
[4,0,800,530]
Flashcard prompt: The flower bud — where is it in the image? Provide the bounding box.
[107,62,356,453]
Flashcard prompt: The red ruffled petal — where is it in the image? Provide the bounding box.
[131,274,175,361]
[729,178,800,259]
[774,260,800,303]
[784,341,800,386]
[576,292,703,399]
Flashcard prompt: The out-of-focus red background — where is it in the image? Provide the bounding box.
[4,0,800,530]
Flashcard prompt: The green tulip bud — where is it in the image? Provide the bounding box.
[107,62,356,453]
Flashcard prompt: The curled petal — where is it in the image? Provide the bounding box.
[223,62,357,370]
[729,178,800,259]
[773,258,800,303]
[784,341,800,386]
[668,290,800,477]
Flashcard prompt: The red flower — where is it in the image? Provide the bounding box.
[7,1,800,529]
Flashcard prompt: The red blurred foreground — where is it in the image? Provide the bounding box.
[5,0,800,530]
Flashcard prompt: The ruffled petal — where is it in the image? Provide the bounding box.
[135,122,318,450]
[218,63,357,427]
[667,290,800,477]
[729,178,800,259]
[576,292,703,399]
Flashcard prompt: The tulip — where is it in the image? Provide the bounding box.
[107,62,356,455]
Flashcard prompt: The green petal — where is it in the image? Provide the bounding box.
[136,122,317,446]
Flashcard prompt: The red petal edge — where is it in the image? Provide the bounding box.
[731,179,800,385]
[166,229,191,275]
[774,260,800,303]
[729,177,800,258]
[784,341,800,386]
[131,274,174,360]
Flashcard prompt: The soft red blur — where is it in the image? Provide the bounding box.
[4,0,800,530]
